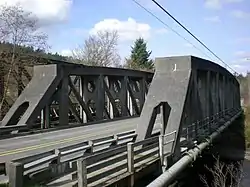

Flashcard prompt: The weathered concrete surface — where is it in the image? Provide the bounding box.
[136,56,241,166]
[136,56,191,163]
[1,65,61,127]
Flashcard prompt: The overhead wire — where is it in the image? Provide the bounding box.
[131,0,213,62]
[131,0,238,75]
[151,0,237,74]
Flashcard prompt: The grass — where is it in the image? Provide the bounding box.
[244,106,250,148]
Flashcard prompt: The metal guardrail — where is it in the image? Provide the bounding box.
[181,108,236,140]
[159,131,177,169]
[7,130,138,187]
[0,124,28,134]
[76,135,166,187]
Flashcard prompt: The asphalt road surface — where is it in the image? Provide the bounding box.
[0,117,161,163]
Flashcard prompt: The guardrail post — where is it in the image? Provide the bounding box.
[127,142,134,187]
[111,135,118,146]
[8,162,24,187]
[77,158,87,187]
[195,121,198,138]
[159,135,164,167]
[85,140,93,155]
[55,149,61,164]
[208,116,211,134]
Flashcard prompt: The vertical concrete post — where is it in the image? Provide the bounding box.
[96,75,105,120]
[127,89,133,116]
[233,83,236,108]
[159,135,164,166]
[41,108,45,129]
[222,76,225,113]
[229,79,232,109]
[127,142,134,187]
[59,76,69,126]
[77,158,87,187]
[105,77,114,119]
[8,162,24,187]
[206,71,211,118]
[139,78,146,112]
[79,76,87,123]
[216,73,219,114]
[231,80,234,109]
[160,105,165,135]
[228,78,231,109]
[41,104,50,129]
[44,104,50,128]
[121,77,128,116]
[225,77,228,111]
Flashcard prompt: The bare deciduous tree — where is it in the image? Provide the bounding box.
[200,156,244,187]
[0,4,48,117]
[72,30,121,67]
[0,4,48,47]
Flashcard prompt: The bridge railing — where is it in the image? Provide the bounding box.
[159,131,177,167]
[181,108,237,141]
[7,130,139,186]
[76,135,161,187]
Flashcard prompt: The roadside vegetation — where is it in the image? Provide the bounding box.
[244,106,250,148]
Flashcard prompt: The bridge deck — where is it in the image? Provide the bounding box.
[0,118,161,163]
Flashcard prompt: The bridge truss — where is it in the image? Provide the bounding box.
[0,55,243,187]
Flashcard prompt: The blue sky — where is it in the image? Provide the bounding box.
[2,0,250,74]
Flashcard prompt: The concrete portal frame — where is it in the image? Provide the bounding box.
[136,56,240,163]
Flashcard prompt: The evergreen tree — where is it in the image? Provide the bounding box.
[127,37,154,71]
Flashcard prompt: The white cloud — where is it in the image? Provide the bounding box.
[232,64,242,68]
[231,10,250,19]
[0,0,73,26]
[234,51,250,64]
[205,0,222,9]
[232,58,250,63]
[60,49,72,56]
[230,63,249,75]
[231,51,250,72]
[89,18,152,41]
[240,58,250,62]
[204,16,221,22]
[204,0,243,9]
